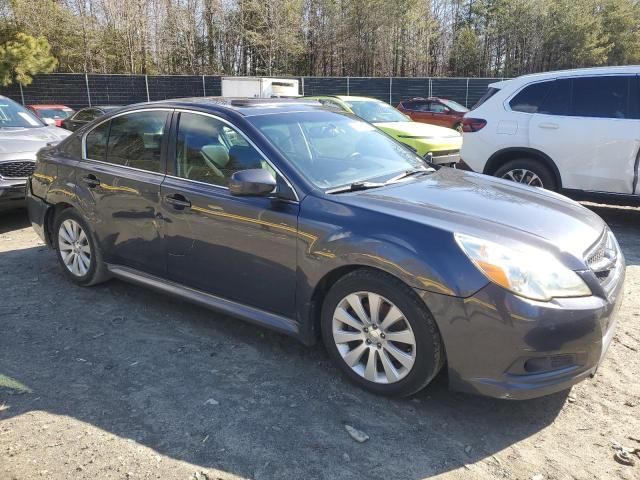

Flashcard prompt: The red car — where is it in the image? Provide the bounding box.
[397,97,469,132]
[27,104,75,128]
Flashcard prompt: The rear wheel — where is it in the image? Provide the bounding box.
[494,158,558,191]
[54,209,109,286]
[453,122,463,133]
[321,269,444,397]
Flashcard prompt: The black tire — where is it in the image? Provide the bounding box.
[494,158,558,191]
[321,269,444,397]
[53,208,110,287]
[453,122,463,133]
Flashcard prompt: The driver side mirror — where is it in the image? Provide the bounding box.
[229,169,277,197]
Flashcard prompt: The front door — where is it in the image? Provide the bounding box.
[75,109,171,276]
[161,111,299,317]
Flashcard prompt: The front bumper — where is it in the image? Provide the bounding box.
[417,266,625,400]
[0,177,27,211]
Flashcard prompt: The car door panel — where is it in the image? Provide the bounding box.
[161,177,299,317]
[76,109,171,276]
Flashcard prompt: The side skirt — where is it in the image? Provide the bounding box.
[106,264,300,339]
[563,189,640,207]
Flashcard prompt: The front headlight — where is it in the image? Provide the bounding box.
[455,233,591,301]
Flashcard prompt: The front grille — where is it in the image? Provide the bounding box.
[0,161,36,178]
[585,229,621,294]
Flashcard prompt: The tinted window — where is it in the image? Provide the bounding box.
[73,109,95,122]
[175,112,269,187]
[539,79,571,116]
[85,121,110,160]
[403,101,429,112]
[572,76,633,119]
[509,81,553,113]
[63,135,83,158]
[471,87,500,110]
[106,111,168,172]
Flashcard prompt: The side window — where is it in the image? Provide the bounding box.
[105,111,168,172]
[571,76,632,119]
[85,121,110,161]
[73,109,93,121]
[509,81,553,113]
[63,135,83,158]
[175,112,268,187]
[539,79,571,116]
[429,102,447,113]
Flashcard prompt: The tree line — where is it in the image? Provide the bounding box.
[0,0,639,86]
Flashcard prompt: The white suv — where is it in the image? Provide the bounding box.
[460,66,640,199]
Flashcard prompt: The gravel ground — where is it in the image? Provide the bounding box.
[1,203,639,480]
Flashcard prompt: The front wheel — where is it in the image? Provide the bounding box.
[494,158,558,191]
[321,269,444,397]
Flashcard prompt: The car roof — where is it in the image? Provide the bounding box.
[28,104,73,109]
[115,97,326,117]
[490,65,640,89]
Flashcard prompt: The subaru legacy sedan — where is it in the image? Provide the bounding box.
[27,98,624,399]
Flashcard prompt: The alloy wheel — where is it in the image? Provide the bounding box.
[501,168,544,187]
[332,292,416,384]
[58,219,92,277]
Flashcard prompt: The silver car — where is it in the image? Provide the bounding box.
[0,95,70,211]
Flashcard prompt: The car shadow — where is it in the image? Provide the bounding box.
[1,242,570,480]
[0,208,29,234]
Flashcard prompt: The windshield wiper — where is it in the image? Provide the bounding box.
[326,181,386,194]
[327,168,433,194]
[385,167,433,184]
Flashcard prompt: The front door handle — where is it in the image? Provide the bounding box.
[81,174,100,188]
[538,122,559,130]
[165,193,191,209]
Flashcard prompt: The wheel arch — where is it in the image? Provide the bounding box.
[484,147,562,190]
[44,202,74,247]
[304,264,430,345]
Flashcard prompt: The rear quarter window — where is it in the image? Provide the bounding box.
[509,81,553,113]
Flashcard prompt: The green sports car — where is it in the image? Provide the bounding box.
[306,95,462,165]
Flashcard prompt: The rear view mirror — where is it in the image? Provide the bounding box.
[229,169,277,196]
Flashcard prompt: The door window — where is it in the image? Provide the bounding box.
[85,121,110,161]
[74,109,96,121]
[571,76,633,119]
[84,110,168,172]
[403,101,429,112]
[539,79,571,116]
[509,81,553,113]
[428,102,447,113]
[175,112,268,187]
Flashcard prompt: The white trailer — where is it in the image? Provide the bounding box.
[221,77,300,98]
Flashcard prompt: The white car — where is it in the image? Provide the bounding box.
[0,95,71,211]
[460,66,640,200]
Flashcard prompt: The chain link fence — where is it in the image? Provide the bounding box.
[0,74,503,110]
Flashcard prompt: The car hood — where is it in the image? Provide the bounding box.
[374,121,461,140]
[339,168,605,268]
[0,126,71,156]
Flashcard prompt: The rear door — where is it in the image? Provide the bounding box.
[401,100,432,123]
[76,108,172,276]
[161,110,299,317]
[529,75,639,194]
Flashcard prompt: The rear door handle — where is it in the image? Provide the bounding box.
[165,193,191,209]
[538,122,559,130]
[81,174,100,188]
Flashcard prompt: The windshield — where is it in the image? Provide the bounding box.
[35,108,74,120]
[345,100,410,123]
[471,87,501,110]
[0,97,45,128]
[249,110,427,190]
[439,99,469,113]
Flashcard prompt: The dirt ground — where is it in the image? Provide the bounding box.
[0,203,639,480]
